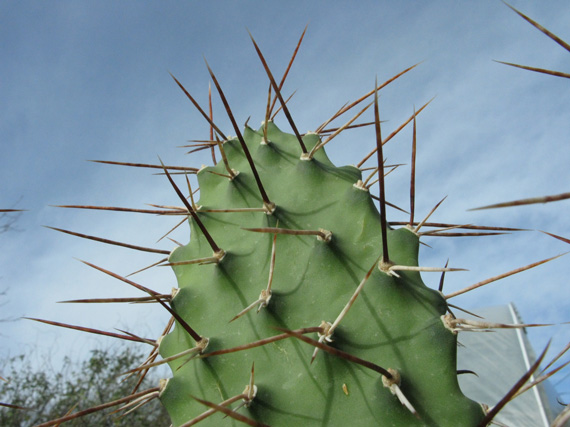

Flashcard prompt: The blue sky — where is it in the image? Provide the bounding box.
[2,0,570,405]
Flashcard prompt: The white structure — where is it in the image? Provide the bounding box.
[456,304,564,426]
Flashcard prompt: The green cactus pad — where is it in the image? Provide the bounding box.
[158,122,484,426]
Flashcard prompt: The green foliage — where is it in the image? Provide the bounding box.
[0,346,169,427]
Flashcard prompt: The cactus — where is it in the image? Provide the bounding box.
[157,115,485,425]
[28,6,569,427]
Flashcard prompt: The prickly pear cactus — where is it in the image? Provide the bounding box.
[37,17,569,425]
[157,121,485,426]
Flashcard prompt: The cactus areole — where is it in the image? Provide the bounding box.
[156,117,485,426]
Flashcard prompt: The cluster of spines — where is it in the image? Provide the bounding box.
[22,6,570,425]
